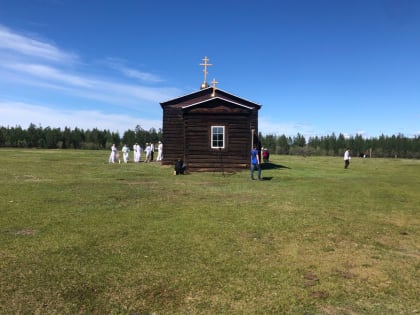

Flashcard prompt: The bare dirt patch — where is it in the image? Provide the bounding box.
[14,229,37,236]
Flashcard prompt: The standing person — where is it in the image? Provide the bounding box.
[109,144,117,163]
[262,147,269,163]
[157,141,163,161]
[344,148,351,169]
[133,143,138,162]
[250,144,261,180]
[150,143,155,161]
[133,143,141,162]
[257,132,263,164]
[122,144,130,163]
[144,143,151,163]
[138,143,143,162]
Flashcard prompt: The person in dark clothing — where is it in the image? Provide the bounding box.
[174,158,186,175]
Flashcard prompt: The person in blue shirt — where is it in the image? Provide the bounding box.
[250,144,261,180]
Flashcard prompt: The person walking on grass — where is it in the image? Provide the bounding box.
[250,144,261,180]
[344,148,351,169]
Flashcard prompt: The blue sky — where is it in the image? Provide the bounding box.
[1,0,419,138]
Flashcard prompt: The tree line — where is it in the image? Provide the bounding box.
[1,124,419,158]
[262,132,420,158]
[0,124,161,150]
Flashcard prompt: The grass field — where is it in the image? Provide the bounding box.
[1,149,419,314]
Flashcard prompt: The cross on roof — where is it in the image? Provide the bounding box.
[211,78,218,97]
[199,56,212,89]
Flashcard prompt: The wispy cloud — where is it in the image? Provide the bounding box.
[259,116,317,138]
[4,63,94,87]
[0,25,182,133]
[0,24,77,63]
[0,26,181,104]
[102,58,164,83]
[117,66,163,83]
[2,62,178,104]
[0,101,162,132]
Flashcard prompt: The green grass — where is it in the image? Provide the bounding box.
[1,149,419,314]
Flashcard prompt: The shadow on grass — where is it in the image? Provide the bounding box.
[261,162,291,170]
[258,162,290,180]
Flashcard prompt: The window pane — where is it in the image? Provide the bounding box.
[211,126,224,148]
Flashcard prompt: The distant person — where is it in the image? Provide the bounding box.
[133,143,140,162]
[122,144,130,163]
[157,141,163,161]
[109,144,117,163]
[144,143,151,162]
[364,149,369,158]
[138,143,143,162]
[262,148,269,163]
[150,143,155,161]
[257,133,263,164]
[344,148,351,169]
[250,144,261,180]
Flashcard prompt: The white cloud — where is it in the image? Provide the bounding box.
[121,67,163,82]
[1,62,180,105]
[0,25,183,116]
[0,101,162,133]
[259,116,317,137]
[100,58,164,83]
[0,24,77,63]
[4,63,94,87]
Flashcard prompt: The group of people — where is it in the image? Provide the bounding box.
[111,140,352,175]
[108,141,163,164]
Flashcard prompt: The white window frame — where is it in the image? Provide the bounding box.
[211,126,225,149]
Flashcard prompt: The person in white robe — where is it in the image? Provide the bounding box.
[122,144,130,163]
[133,143,140,162]
[137,144,142,162]
[144,143,151,162]
[157,141,163,161]
[109,144,117,163]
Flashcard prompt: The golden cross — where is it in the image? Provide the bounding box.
[211,78,218,97]
[199,56,212,87]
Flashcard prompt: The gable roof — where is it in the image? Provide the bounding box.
[160,87,261,110]
[181,96,254,110]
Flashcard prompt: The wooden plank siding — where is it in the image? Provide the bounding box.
[161,107,185,165]
[184,113,255,171]
[160,87,261,172]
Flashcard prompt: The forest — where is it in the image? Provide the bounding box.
[1,123,420,158]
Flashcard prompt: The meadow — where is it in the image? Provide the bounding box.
[0,149,419,314]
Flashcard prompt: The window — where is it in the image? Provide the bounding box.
[211,126,225,149]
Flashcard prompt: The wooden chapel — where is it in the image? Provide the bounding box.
[160,57,261,172]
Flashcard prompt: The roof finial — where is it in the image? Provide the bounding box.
[211,78,218,97]
[199,56,212,89]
